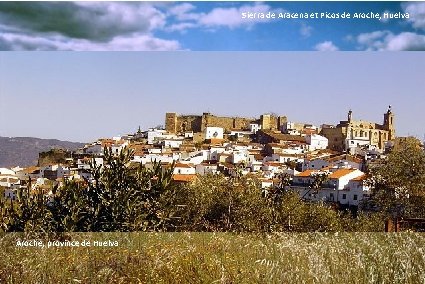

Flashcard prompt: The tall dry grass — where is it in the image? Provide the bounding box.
[0,232,424,283]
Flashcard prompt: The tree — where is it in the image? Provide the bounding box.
[172,174,271,232]
[1,147,176,234]
[300,172,329,200]
[72,147,175,231]
[367,137,425,218]
[0,179,55,236]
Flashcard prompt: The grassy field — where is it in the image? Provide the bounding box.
[0,232,424,283]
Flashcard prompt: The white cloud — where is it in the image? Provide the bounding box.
[166,22,197,33]
[385,32,425,51]
[357,30,391,49]
[356,31,425,51]
[0,2,181,50]
[0,2,167,41]
[0,31,180,51]
[402,2,425,30]
[198,3,281,29]
[300,23,313,38]
[380,10,391,23]
[314,41,339,51]
[168,3,199,21]
[163,3,283,33]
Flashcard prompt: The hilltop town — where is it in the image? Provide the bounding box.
[0,106,397,210]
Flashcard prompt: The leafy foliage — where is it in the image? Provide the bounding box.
[0,180,55,237]
[1,147,175,233]
[367,137,425,218]
[0,147,393,234]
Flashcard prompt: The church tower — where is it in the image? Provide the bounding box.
[348,109,353,123]
[383,105,395,140]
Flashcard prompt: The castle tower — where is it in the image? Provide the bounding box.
[383,105,395,140]
[201,112,211,132]
[165,112,178,133]
[260,114,271,130]
[348,109,353,123]
[278,116,288,131]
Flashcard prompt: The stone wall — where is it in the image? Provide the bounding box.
[165,112,286,134]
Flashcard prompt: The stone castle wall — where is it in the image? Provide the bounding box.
[165,112,287,134]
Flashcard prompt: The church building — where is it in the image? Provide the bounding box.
[321,106,395,152]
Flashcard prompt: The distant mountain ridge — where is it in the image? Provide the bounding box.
[0,136,85,168]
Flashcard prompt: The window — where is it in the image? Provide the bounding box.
[353,194,358,200]
[342,194,346,199]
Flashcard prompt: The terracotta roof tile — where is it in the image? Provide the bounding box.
[328,169,356,179]
[351,174,367,181]
[296,169,318,177]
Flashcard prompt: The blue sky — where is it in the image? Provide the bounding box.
[1,52,424,142]
[0,2,425,142]
[0,2,425,51]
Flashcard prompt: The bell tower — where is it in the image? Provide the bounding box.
[383,105,395,140]
[348,109,353,123]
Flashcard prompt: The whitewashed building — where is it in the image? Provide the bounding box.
[305,134,328,150]
[205,127,224,140]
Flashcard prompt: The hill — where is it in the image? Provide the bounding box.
[0,136,85,167]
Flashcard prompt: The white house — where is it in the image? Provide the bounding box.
[196,162,219,175]
[208,146,227,161]
[15,166,41,180]
[0,175,20,189]
[133,153,178,165]
[289,167,367,206]
[305,134,328,151]
[259,178,274,189]
[40,164,70,180]
[231,150,249,164]
[270,153,303,164]
[0,168,15,176]
[146,128,167,145]
[339,174,370,206]
[173,163,196,175]
[230,130,252,139]
[302,154,363,171]
[250,123,261,134]
[162,138,184,149]
[205,127,224,140]
[77,157,104,170]
[262,161,285,178]
[184,151,206,165]
[111,140,129,155]
[302,158,330,171]
[249,161,263,172]
[345,137,370,152]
